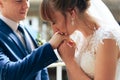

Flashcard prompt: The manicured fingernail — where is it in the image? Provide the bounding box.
[67,43,73,47]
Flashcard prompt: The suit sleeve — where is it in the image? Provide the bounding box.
[0,43,58,80]
[41,68,50,80]
[35,68,50,80]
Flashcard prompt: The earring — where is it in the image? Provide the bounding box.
[71,18,74,26]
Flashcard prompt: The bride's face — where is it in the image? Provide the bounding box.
[49,11,76,35]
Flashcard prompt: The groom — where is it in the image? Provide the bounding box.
[0,0,58,80]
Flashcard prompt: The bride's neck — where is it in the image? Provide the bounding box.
[76,13,99,38]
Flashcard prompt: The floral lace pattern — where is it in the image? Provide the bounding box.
[70,25,120,79]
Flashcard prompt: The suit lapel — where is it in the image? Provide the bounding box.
[9,32,29,55]
[0,19,28,56]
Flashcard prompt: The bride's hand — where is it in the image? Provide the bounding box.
[57,39,76,63]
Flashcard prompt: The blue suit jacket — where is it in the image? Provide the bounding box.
[0,19,58,80]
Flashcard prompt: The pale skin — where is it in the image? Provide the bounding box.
[50,8,119,80]
[95,39,119,80]
[0,0,65,49]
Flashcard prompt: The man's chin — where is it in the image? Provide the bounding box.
[19,17,26,21]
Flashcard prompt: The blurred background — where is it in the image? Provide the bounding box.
[23,0,120,80]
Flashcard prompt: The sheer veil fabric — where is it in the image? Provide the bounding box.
[88,0,120,28]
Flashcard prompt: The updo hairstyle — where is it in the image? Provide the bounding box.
[40,0,90,22]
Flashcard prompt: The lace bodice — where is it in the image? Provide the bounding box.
[70,25,120,80]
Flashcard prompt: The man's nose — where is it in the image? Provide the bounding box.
[22,0,30,9]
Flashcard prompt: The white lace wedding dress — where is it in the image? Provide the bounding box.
[70,24,120,80]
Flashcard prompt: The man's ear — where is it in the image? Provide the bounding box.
[0,0,3,8]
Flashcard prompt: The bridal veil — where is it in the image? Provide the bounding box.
[88,0,120,28]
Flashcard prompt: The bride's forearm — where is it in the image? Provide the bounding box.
[65,59,92,80]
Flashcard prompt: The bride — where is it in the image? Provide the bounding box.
[40,0,120,80]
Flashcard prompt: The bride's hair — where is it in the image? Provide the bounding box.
[40,0,90,22]
[54,0,90,13]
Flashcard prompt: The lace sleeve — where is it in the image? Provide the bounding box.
[91,26,120,52]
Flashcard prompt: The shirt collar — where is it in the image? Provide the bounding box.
[0,15,19,31]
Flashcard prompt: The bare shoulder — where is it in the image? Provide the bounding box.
[95,39,119,80]
[96,39,119,59]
